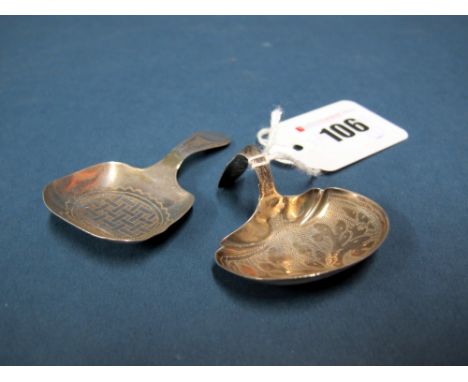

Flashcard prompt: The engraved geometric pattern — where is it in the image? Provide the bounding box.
[217,190,388,280]
[66,187,170,240]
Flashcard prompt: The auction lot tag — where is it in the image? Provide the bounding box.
[258,100,408,172]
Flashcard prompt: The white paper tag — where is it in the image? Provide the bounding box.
[257,100,408,173]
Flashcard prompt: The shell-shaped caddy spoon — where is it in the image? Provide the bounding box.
[216,145,389,285]
[43,131,230,242]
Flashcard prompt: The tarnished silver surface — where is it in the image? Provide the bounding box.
[216,145,389,285]
[43,132,230,242]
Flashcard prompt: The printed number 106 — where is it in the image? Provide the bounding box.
[320,119,369,142]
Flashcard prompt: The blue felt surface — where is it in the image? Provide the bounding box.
[0,16,468,365]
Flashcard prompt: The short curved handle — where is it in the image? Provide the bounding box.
[218,145,278,198]
[174,131,230,159]
[160,131,230,170]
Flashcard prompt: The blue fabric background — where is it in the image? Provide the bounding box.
[0,16,467,365]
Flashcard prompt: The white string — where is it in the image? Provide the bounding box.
[257,106,294,166]
[256,106,322,177]
[266,106,282,153]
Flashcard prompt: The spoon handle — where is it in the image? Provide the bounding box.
[160,131,230,170]
[219,145,278,198]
